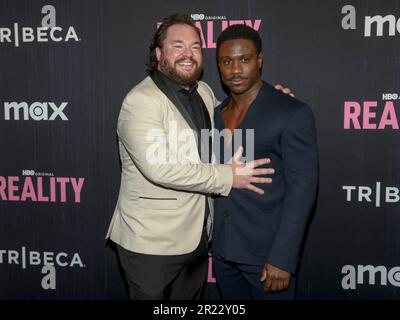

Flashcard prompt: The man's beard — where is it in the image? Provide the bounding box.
[159,56,203,87]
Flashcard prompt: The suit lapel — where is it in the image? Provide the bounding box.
[149,70,213,163]
[149,70,199,134]
[201,102,212,163]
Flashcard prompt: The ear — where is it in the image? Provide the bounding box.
[257,52,263,69]
[156,47,162,62]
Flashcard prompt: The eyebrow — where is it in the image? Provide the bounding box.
[171,40,201,46]
[219,53,252,59]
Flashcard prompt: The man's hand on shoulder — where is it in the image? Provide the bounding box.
[274,84,295,97]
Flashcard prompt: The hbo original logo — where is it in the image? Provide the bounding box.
[191,14,205,21]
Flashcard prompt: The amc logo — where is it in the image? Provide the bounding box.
[342,265,400,289]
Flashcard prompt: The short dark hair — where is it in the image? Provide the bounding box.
[146,13,201,70]
[216,24,262,59]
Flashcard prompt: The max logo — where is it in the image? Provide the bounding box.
[4,102,68,121]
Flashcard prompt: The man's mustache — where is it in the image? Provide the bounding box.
[228,76,248,81]
[175,57,197,65]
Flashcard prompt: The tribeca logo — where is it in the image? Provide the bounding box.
[0,5,80,47]
[0,246,85,290]
[343,98,399,130]
[3,101,68,121]
[0,173,85,203]
[342,182,399,207]
[341,265,400,289]
[157,15,261,49]
[342,5,400,37]
[0,246,84,269]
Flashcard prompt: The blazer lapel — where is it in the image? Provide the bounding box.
[149,70,199,135]
[202,103,212,163]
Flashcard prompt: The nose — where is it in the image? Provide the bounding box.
[182,46,193,59]
[230,60,242,74]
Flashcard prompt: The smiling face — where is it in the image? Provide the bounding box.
[156,24,203,87]
[218,38,263,95]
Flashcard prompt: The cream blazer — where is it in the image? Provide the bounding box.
[106,76,233,255]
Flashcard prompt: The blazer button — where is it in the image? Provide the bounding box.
[223,211,229,217]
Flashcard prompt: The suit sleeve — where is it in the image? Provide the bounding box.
[118,90,233,196]
[267,105,319,273]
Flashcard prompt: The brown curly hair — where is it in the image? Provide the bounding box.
[146,13,202,70]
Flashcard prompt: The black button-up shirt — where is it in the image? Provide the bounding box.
[155,70,213,225]
[157,70,211,134]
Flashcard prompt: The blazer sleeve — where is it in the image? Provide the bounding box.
[267,105,319,273]
[117,89,233,196]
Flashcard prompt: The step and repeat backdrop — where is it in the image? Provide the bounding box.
[0,0,399,299]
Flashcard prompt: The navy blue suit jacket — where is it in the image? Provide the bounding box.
[212,82,318,274]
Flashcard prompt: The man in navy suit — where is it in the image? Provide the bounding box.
[212,25,319,300]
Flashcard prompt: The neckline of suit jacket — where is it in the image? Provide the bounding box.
[148,69,212,163]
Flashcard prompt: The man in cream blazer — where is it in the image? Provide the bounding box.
[106,74,231,257]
